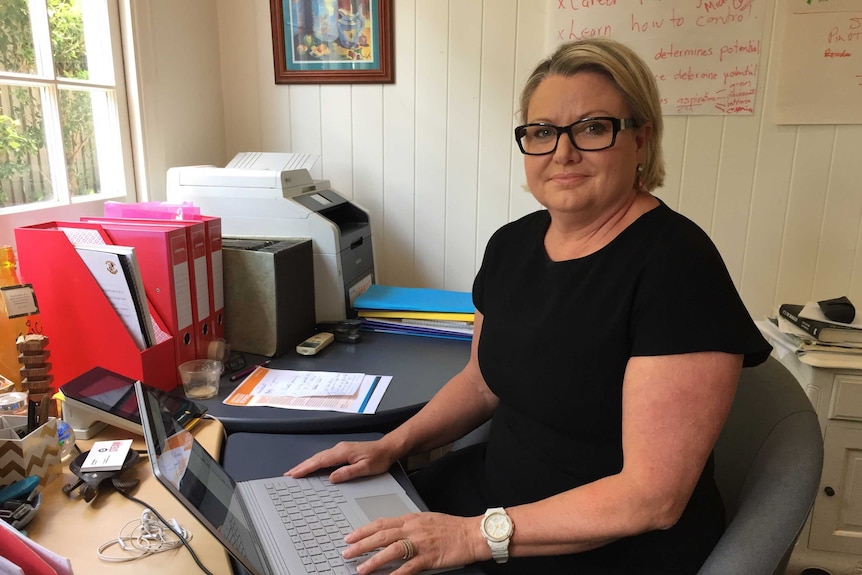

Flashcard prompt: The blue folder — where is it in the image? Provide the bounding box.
[353,285,473,313]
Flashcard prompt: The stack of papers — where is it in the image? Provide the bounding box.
[353,285,474,340]
[224,367,392,414]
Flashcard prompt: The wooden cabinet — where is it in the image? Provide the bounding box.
[771,351,862,574]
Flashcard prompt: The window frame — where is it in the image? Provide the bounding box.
[0,0,136,231]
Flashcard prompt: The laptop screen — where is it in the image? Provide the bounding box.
[135,381,270,575]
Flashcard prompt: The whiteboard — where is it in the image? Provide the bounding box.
[546,0,768,116]
[774,0,862,125]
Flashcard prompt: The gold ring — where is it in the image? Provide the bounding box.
[398,538,415,560]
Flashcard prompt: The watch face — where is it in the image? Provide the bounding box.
[484,513,512,541]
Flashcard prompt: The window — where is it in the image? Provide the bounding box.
[0,0,133,215]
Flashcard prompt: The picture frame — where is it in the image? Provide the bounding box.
[270,0,394,84]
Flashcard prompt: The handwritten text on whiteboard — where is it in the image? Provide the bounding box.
[547,0,767,116]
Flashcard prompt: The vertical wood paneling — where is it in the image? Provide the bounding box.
[413,2,449,288]
[508,0,545,222]
[289,86,324,179]
[352,85,385,256]
[814,126,862,302]
[655,117,686,211]
[216,0,261,156]
[253,0,292,155]
[711,115,761,285]
[737,0,794,317]
[444,0,482,290]
[476,0,518,264]
[320,86,355,197]
[775,125,835,304]
[381,0,417,286]
[209,0,862,322]
[678,117,723,234]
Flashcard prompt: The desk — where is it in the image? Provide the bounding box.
[200,332,470,434]
[26,420,235,575]
[223,432,482,575]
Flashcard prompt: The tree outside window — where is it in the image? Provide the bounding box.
[0,0,125,210]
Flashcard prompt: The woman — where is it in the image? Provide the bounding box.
[288,37,771,574]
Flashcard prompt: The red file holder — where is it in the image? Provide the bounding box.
[92,206,226,345]
[14,223,179,391]
[82,217,216,360]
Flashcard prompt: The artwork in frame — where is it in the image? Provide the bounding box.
[270,0,393,84]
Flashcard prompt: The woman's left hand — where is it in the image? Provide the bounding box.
[344,511,484,574]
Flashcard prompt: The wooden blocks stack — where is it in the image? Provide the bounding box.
[17,335,52,400]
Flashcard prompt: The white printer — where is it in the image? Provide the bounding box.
[167,153,375,321]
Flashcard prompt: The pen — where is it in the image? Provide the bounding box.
[230,360,271,382]
[358,376,381,414]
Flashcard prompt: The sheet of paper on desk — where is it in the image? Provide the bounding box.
[223,367,392,414]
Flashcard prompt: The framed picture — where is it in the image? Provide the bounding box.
[270,0,394,84]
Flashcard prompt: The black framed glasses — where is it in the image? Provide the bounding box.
[514,117,639,155]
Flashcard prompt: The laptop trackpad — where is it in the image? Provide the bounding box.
[355,494,415,522]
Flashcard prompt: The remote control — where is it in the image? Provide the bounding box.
[296,332,335,356]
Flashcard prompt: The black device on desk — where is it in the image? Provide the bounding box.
[60,366,207,439]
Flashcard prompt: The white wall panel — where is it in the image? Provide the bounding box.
[655,117,686,211]
[254,0,292,156]
[476,0,518,267]
[206,0,862,321]
[813,127,862,304]
[508,0,544,223]
[679,117,723,235]
[776,125,834,304]
[444,0,482,290]
[413,1,449,288]
[320,86,355,198]
[216,0,261,157]
[352,85,385,274]
[289,86,324,180]
[712,115,760,286]
[381,0,417,286]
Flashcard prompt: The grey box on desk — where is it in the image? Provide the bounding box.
[223,238,316,357]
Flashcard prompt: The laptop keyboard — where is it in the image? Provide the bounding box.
[266,477,359,574]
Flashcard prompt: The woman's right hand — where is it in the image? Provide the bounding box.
[285,438,400,483]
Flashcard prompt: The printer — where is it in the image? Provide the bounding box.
[166,153,375,321]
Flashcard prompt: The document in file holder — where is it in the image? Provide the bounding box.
[83,217,213,361]
[74,244,156,350]
[13,222,179,390]
[58,220,197,368]
[97,205,226,346]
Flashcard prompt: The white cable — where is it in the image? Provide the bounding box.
[97,508,193,562]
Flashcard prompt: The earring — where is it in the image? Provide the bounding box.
[636,164,644,190]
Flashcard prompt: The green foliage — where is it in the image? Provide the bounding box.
[49,0,89,80]
[0,0,97,205]
[0,0,36,73]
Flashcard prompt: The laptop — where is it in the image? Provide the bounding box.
[134,381,424,575]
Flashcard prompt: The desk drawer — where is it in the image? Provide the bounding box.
[828,373,862,421]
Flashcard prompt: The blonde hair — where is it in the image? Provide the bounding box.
[519,38,665,192]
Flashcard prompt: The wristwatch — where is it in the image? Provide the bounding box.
[481,507,514,564]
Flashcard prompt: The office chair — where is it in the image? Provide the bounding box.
[697,356,824,575]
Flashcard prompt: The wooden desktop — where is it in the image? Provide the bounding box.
[24,332,472,574]
[26,419,234,575]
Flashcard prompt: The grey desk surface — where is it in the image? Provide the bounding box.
[199,331,471,434]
